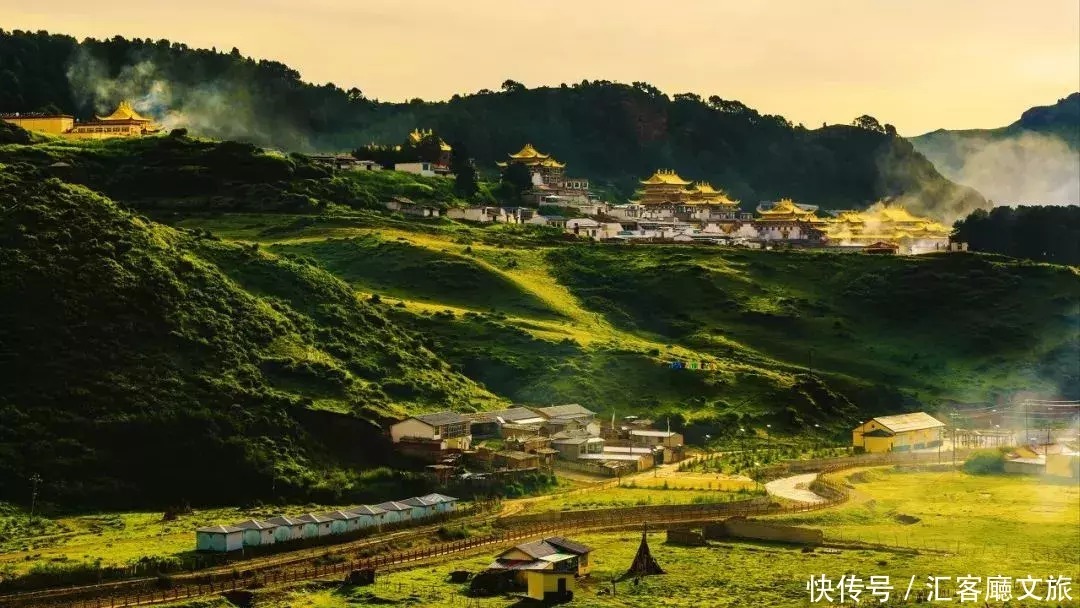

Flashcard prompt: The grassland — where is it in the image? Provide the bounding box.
[220,469,1079,608]
[171,211,1079,441]
[775,467,1080,563]
[0,503,353,578]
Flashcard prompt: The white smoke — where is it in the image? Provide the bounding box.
[944,133,1080,206]
[64,47,314,150]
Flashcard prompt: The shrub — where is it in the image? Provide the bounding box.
[963,450,1005,475]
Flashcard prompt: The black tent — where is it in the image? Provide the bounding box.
[623,523,665,579]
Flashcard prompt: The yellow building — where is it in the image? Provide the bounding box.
[852,412,945,453]
[488,536,593,600]
[824,204,951,254]
[1,101,160,140]
[65,101,161,140]
[0,113,75,135]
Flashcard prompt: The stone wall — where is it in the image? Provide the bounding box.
[703,517,823,545]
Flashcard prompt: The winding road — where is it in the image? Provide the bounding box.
[764,472,830,504]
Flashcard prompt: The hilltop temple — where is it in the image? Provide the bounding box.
[1,100,161,139]
[498,143,590,204]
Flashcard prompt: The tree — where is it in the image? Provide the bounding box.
[500,163,533,204]
[852,115,886,133]
[501,79,525,93]
[449,140,478,199]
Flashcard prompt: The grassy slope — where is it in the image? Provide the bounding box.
[0,167,500,508]
[182,212,1078,437]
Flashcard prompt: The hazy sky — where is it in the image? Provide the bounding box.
[5,0,1079,135]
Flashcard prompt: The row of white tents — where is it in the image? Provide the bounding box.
[195,493,458,552]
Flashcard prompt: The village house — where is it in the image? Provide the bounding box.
[375,501,414,524]
[493,450,541,470]
[526,215,569,229]
[307,154,381,172]
[629,429,684,449]
[395,161,449,177]
[390,411,472,452]
[468,407,546,438]
[446,206,496,223]
[550,430,605,460]
[384,196,441,218]
[579,446,656,471]
[487,537,594,601]
[851,412,945,453]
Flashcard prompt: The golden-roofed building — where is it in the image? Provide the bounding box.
[498,144,589,202]
[823,203,951,254]
[66,100,161,140]
[686,182,740,208]
[751,199,828,243]
[407,128,452,167]
[2,100,161,140]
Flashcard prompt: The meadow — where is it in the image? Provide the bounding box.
[184,468,1079,608]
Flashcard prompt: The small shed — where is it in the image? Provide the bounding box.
[296,513,334,538]
[235,519,277,547]
[420,493,458,513]
[375,501,413,524]
[400,496,438,520]
[266,515,304,542]
[322,510,360,534]
[348,504,387,528]
[196,525,244,553]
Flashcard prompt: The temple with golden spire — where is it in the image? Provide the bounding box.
[498,143,590,204]
[408,128,452,167]
[752,198,828,242]
[66,100,161,139]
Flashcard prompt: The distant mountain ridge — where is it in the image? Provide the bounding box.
[909,93,1080,205]
[0,28,985,220]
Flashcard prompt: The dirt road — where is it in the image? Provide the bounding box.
[764,472,829,504]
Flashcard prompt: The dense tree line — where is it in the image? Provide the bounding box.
[953,205,1080,265]
[1,29,984,214]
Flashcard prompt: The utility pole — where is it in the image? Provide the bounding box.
[29,474,41,526]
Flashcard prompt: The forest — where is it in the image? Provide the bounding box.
[0,29,985,217]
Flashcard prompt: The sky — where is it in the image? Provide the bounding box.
[4,0,1079,135]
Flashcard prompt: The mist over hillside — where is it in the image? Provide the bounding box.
[1,29,986,220]
[910,93,1080,206]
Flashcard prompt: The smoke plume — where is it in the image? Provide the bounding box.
[913,131,1080,208]
[64,47,314,150]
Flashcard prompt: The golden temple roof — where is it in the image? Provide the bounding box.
[640,169,692,186]
[540,158,565,168]
[508,143,550,160]
[408,128,452,151]
[95,100,154,123]
[757,198,817,216]
[687,182,740,206]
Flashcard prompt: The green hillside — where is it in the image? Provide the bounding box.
[1,132,1077,510]
[0,164,501,508]
[1,29,985,217]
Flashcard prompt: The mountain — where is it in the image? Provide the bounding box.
[0,132,1077,509]
[0,29,985,219]
[910,93,1080,205]
[0,162,501,508]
